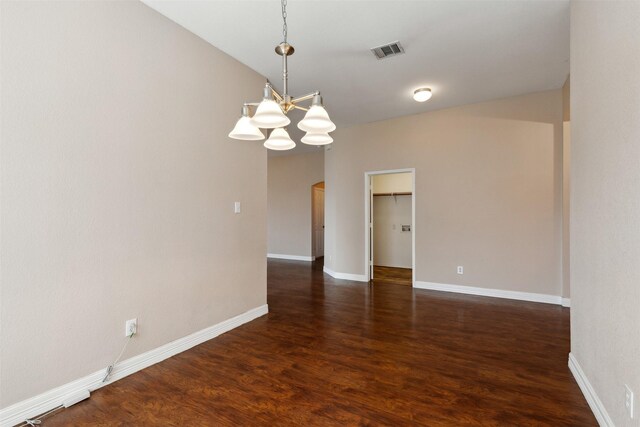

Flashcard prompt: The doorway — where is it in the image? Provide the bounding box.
[365,170,415,285]
[312,182,325,260]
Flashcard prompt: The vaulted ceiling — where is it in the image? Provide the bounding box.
[142,0,570,155]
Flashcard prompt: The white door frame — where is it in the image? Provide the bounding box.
[311,184,325,258]
[364,168,416,285]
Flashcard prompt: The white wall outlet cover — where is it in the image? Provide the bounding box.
[125,318,137,337]
[234,201,241,214]
[457,266,464,274]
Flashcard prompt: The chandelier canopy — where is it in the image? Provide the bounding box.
[228,0,335,150]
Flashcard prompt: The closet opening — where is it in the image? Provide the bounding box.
[365,169,415,285]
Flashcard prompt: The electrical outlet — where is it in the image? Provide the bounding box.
[125,318,137,337]
[625,384,634,419]
[457,266,464,274]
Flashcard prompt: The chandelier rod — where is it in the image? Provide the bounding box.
[281,0,288,44]
[281,0,289,97]
[272,0,320,108]
[282,49,288,97]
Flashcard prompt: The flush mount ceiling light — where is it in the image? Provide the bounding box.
[413,88,433,102]
[229,0,335,150]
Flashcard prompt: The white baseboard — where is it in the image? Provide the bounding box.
[562,298,571,308]
[0,304,269,427]
[267,253,315,262]
[568,353,613,426]
[413,281,562,305]
[323,266,368,282]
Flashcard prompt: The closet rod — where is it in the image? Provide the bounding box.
[372,192,412,197]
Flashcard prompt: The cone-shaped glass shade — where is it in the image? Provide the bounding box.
[251,99,290,129]
[263,128,296,151]
[228,116,265,140]
[297,105,336,133]
[301,132,333,146]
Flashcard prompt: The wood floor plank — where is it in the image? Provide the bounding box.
[373,265,413,286]
[41,259,596,426]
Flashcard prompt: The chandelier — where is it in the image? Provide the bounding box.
[228,0,335,150]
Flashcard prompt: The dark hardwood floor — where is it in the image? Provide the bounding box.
[373,265,413,286]
[42,259,595,426]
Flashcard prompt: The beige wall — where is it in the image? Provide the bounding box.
[267,151,324,258]
[0,0,267,407]
[372,173,413,269]
[325,90,563,296]
[373,195,412,269]
[570,1,640,425]
[372,172,412,194]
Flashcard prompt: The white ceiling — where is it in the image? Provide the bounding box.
[142,0,570,156]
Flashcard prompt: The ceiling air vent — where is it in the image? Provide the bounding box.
[371,41,405,60]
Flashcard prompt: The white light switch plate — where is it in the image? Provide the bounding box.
[234,202,241,214]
